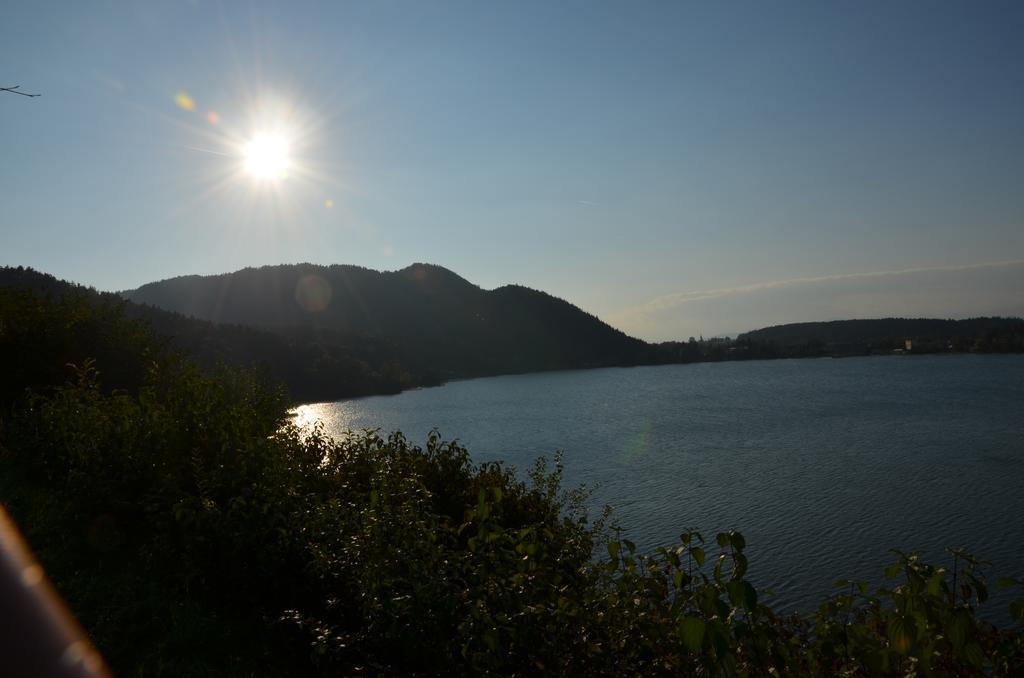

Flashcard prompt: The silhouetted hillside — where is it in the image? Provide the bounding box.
[0,267,437,403]
[123,263,650,378]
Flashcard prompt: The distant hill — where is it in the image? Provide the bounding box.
[123,263,650,378]
[739,317,1024,355]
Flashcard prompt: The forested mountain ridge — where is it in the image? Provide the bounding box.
[122,263,650,378]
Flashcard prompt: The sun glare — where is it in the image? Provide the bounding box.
[243,132,291,181]
[171,89,329,210]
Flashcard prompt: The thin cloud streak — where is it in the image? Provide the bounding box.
[633,259,1024,316]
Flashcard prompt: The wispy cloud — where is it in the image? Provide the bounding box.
[631,259,1024,316]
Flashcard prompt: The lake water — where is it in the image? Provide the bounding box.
[292,354,1024,622]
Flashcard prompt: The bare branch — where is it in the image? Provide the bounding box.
[1,85,41,98]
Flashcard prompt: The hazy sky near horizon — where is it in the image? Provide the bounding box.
[2,1,1023,340]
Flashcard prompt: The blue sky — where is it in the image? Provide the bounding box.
[2,1,1022,339]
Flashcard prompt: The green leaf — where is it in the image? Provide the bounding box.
[716,532,731,548]
[1009,599,1024,622]
[713,553,726,582]
[743,581,758,610]
[727,580,745,608]
[691,546,705,567]
[678,616,705,652]
[708,622,730,659]
[623,539,636,554]
[968,574,988,603]
[730,531,745,551]
[732,552,748,580]
[926,572,943,596]
[483,630,500,652]
[947,610,969,649]
[887,615,916,654]
[725,580,758,612]
[963,642,984,668]
[607,541,620,561]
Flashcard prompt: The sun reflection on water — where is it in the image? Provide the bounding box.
[288,402,355,437]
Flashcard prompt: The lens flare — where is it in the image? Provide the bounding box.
[174,91,196,111]
[294,274,332,312]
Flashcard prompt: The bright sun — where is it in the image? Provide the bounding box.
[243,132,291,181]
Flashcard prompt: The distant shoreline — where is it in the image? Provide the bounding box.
[289,350,1022,408]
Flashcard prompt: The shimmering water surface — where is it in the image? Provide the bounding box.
[293,355,1024,620]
